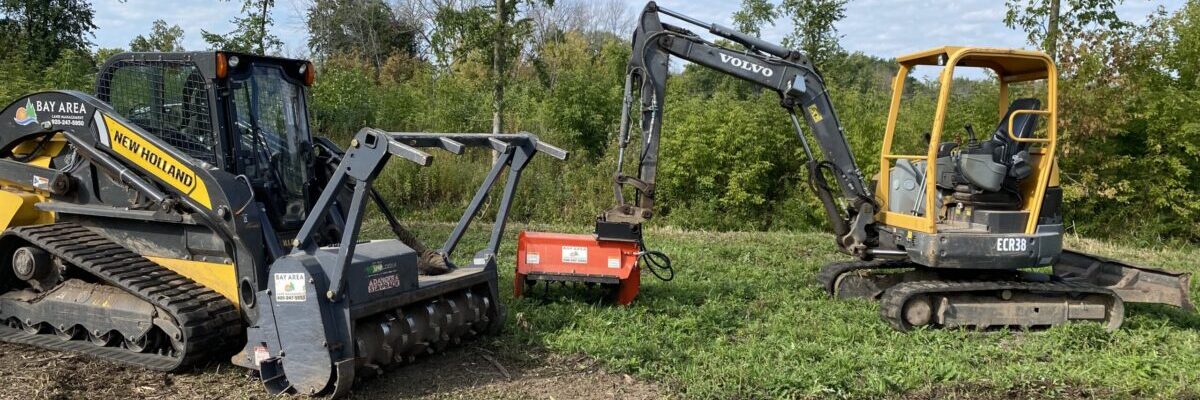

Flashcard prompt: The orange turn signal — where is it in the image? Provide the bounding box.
[303,62,316,86]
[216,53,227,79]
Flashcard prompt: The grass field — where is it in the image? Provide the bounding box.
[381,220,1200,399]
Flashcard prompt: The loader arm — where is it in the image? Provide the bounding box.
[604,2,877,256]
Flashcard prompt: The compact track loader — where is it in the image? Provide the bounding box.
[525,1,1192,328]
[0,52,566,396]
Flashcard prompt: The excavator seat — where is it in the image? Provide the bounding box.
[935,98,1042,208]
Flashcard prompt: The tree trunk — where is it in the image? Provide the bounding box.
[1046,0,1061,61]
[258,0,270,54]
[492,0,507,136]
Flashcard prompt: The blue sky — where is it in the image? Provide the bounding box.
[91,0,1183,60]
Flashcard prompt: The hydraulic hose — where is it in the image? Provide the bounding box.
[637,240,674,281]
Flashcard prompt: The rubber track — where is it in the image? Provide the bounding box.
[879,280,1123,331]
[816,259,916,297]
[0,223,242,371]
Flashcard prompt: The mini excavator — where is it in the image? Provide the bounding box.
[0,52,565,396]
[522,1,1193,329]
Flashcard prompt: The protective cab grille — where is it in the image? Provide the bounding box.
[96,59,218,165]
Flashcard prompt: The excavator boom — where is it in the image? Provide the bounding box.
[604,2,877,255]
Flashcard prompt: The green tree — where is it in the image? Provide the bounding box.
[202,0,282,54]
[94,47,125,65]
[129,19,185,52]
[306,0,420,76]
[0,0,96,68]
[779,0,846,64]
[1056,2,1200,241]
[487,0,554,134]
[430,0,552,134]
[1004,0,1129,60]
[732,0,777,36]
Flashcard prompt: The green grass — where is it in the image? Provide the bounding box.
[363,220,1200,399]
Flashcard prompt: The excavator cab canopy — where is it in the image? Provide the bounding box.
[878,46,1059,235]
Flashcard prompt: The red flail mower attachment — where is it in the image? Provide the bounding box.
[515,232,642,305]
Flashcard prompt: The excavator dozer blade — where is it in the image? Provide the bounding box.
[1054,249,1194,310]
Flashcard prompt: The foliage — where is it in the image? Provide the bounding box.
[732,0,778,36]
[1005,0,1129,59]
[0,0,96,68]
[202,0,282,54]
[1057,2,1200,241]
[129,20,185,52]
[779,0,848,64]
[305,0,420,76]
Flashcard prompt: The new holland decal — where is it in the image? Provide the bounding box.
[93,112,213,209]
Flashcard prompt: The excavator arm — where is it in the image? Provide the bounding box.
[602,2,877,256]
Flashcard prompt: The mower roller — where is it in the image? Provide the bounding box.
[0,52,566,397]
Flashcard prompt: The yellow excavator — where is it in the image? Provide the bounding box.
[581,2,1192,329]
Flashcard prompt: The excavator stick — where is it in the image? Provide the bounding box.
[236,130,567,397]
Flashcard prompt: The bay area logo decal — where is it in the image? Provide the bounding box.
[13,99,37,126]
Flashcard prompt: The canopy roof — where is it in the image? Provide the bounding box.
[897,46,1053,82]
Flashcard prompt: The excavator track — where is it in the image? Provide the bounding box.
[817,259,918,299]
[0,223,241,371]
[879,280,1124,332]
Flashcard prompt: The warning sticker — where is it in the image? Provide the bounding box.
[253,345,270,367]
[274,273,307,302]
[561,246,588,264]
[607,257,620,269]
[808,104,824,123]
[526,252,540,264]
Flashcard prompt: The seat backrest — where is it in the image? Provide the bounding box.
[990,98,1042,157]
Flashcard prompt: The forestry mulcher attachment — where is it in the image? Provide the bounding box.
[561,2,1192,328]
[0,52,565,397]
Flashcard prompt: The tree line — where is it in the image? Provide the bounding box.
[0,0,1197,243]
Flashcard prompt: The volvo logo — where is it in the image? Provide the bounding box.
[718,54,773,77]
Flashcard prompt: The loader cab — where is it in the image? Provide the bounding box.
[95,52,317,232]
[876,47,1060,237]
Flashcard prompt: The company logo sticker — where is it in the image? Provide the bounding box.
[13,99,37,126]
[718,53,774,78]
[94,112,212,209]
[561,246,588,264]
[367,273,402,293]
[274,273,307,302]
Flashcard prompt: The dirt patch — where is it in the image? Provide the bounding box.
[349,348,668,400]
[0,342,669,400]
